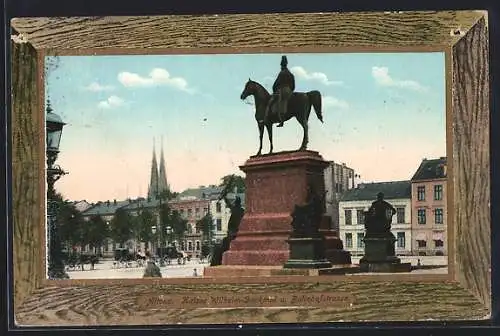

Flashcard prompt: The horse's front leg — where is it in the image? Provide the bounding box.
[266,123,273,154]
[257,122,264,156]
[298,118,308,151]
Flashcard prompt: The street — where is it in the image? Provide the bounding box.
[66,255,447,279]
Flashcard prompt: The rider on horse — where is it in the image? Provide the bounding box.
[263,55,295,127]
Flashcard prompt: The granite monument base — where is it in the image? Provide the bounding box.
[283,236,332,269]
[359,236,412,273]
[222,150,350,266]
[203,264,360,277]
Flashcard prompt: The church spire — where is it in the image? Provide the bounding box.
[147,138,159,200]
[158,135,170,194]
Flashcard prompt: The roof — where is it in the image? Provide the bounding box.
[339,180,411,202]
[82,200,130,216]
[178,186,224,200]
[411,157,447,181]
[120,198,162,211]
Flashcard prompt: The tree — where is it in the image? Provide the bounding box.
[136,208,155,251]
[159,204,187,246]
[110,208,134,246]
[170,210,188,242]
[86,215,109,255]
[219,174,245,194]
[57,196,85,250]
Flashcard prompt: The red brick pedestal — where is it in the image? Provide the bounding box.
[221,150,351,266]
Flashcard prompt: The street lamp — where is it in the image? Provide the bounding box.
[46,100,69,279]
[151,225,157,260]
[166,226,172,246]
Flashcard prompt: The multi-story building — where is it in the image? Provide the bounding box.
[338,181,412,256]
[323,161,357,231]
[169,197,211,256]
[410,157,447,256]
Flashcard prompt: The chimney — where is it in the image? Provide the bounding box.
[113,199,117,205]
[106,200,110,206]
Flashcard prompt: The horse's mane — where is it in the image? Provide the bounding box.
[249,79,270,98]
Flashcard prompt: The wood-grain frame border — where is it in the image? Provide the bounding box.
[9,10,491,326]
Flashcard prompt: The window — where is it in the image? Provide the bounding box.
[216,202,222,213]
[345,233,353,248]
[417,240,427,248]
[195,241,201,251]
[434,185,443,200]
[356,210,364,225]
[435,208,444,224]
[417,209,426,224]
[396,207,405,224]
[357,233,364,248]
[417,186,425,201]
[434,239,444,248]
[216,218,222,231]
[345,210,352,225]
[396,232,405,248]
[104,241,109,252]
[181,241,186,250]
[203,207,208,214]
[188,241,193,251]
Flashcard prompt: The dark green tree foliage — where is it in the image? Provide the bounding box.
[136,208,155,249]
[86,215,109,254]
[219,174,245,194]
[110,208,134,245]
[56,195,85,250]
[170,209,188,241]
[159,204,187,244]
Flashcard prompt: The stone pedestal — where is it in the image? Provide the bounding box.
[359,235,411,273]
[222,150,350,266]
[283,236,332,269]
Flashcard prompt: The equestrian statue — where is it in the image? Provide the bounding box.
[240,55,324,156]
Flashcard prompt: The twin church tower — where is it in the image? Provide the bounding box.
[147,137,170,200]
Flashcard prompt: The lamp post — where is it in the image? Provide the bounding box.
[151,225,157,260]
[46,101,69,279]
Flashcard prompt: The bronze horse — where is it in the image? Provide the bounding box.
[240,79,323,156]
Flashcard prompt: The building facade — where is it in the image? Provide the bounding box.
[323,161,357,232]
[338,181,412,256]
[410,157,447,256]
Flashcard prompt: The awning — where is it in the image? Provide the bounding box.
[415,233,427,241]
[432,233,444,241]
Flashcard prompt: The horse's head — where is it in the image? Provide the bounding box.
[240,78,255,100]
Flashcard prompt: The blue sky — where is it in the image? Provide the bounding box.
[45,52,446,202]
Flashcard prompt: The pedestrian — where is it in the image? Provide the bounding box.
[143,254,162,278]
[193,268,198,277]
[417,258,421,267]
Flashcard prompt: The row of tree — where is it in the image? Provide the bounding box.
[55,195,216,255]
[54,174,245,255]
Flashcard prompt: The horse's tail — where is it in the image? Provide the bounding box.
[307,90,323,123]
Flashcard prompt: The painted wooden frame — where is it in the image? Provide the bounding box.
[9,11,490,326]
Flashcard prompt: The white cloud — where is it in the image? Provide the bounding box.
[323,96,349,109]
[290,66,343,86]
[98,95,124,109]
[372,66,427,91]
[117,68,193,93]
[84,82,115,92]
